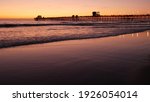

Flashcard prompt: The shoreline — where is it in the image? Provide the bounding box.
[0,28,149,49]
[0,30,149,85]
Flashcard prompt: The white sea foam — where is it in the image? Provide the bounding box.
[0,20,150,48]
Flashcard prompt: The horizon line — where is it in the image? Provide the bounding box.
[1,13,150,19]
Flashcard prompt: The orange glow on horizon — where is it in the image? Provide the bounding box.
[0,0,150,19]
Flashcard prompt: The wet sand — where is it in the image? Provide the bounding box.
[0,31,150,85]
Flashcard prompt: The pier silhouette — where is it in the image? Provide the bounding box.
[34,12,150,22]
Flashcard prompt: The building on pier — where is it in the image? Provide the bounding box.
[92,11,100,17]
[34,15,44,21]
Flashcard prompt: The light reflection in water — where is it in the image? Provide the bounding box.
[119,31,149,38]
[136,33,139,37]
[147,31,149,37]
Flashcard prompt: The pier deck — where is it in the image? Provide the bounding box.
[35,15,150,22]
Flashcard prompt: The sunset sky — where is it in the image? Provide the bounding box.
[0,0,150,18]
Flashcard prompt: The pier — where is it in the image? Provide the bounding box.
[34,14,150,22]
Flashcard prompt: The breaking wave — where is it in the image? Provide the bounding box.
[0,21,150,48]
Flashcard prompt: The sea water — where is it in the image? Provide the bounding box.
[0,19,150,48]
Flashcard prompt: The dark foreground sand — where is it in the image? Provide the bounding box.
[0,31,150,85]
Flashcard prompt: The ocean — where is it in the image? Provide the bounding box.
[0,19,150,48]
[0,19,150,84]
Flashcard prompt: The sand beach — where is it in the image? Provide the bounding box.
[0,30,149,85]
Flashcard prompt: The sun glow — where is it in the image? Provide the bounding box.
[0,0,150,18]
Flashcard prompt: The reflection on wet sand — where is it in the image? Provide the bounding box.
[0,31,149,85]
[147,31,149,37]
[136,33,139,37]
[119,31,149,38]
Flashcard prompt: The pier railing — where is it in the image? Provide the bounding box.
[35,15,150,22]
